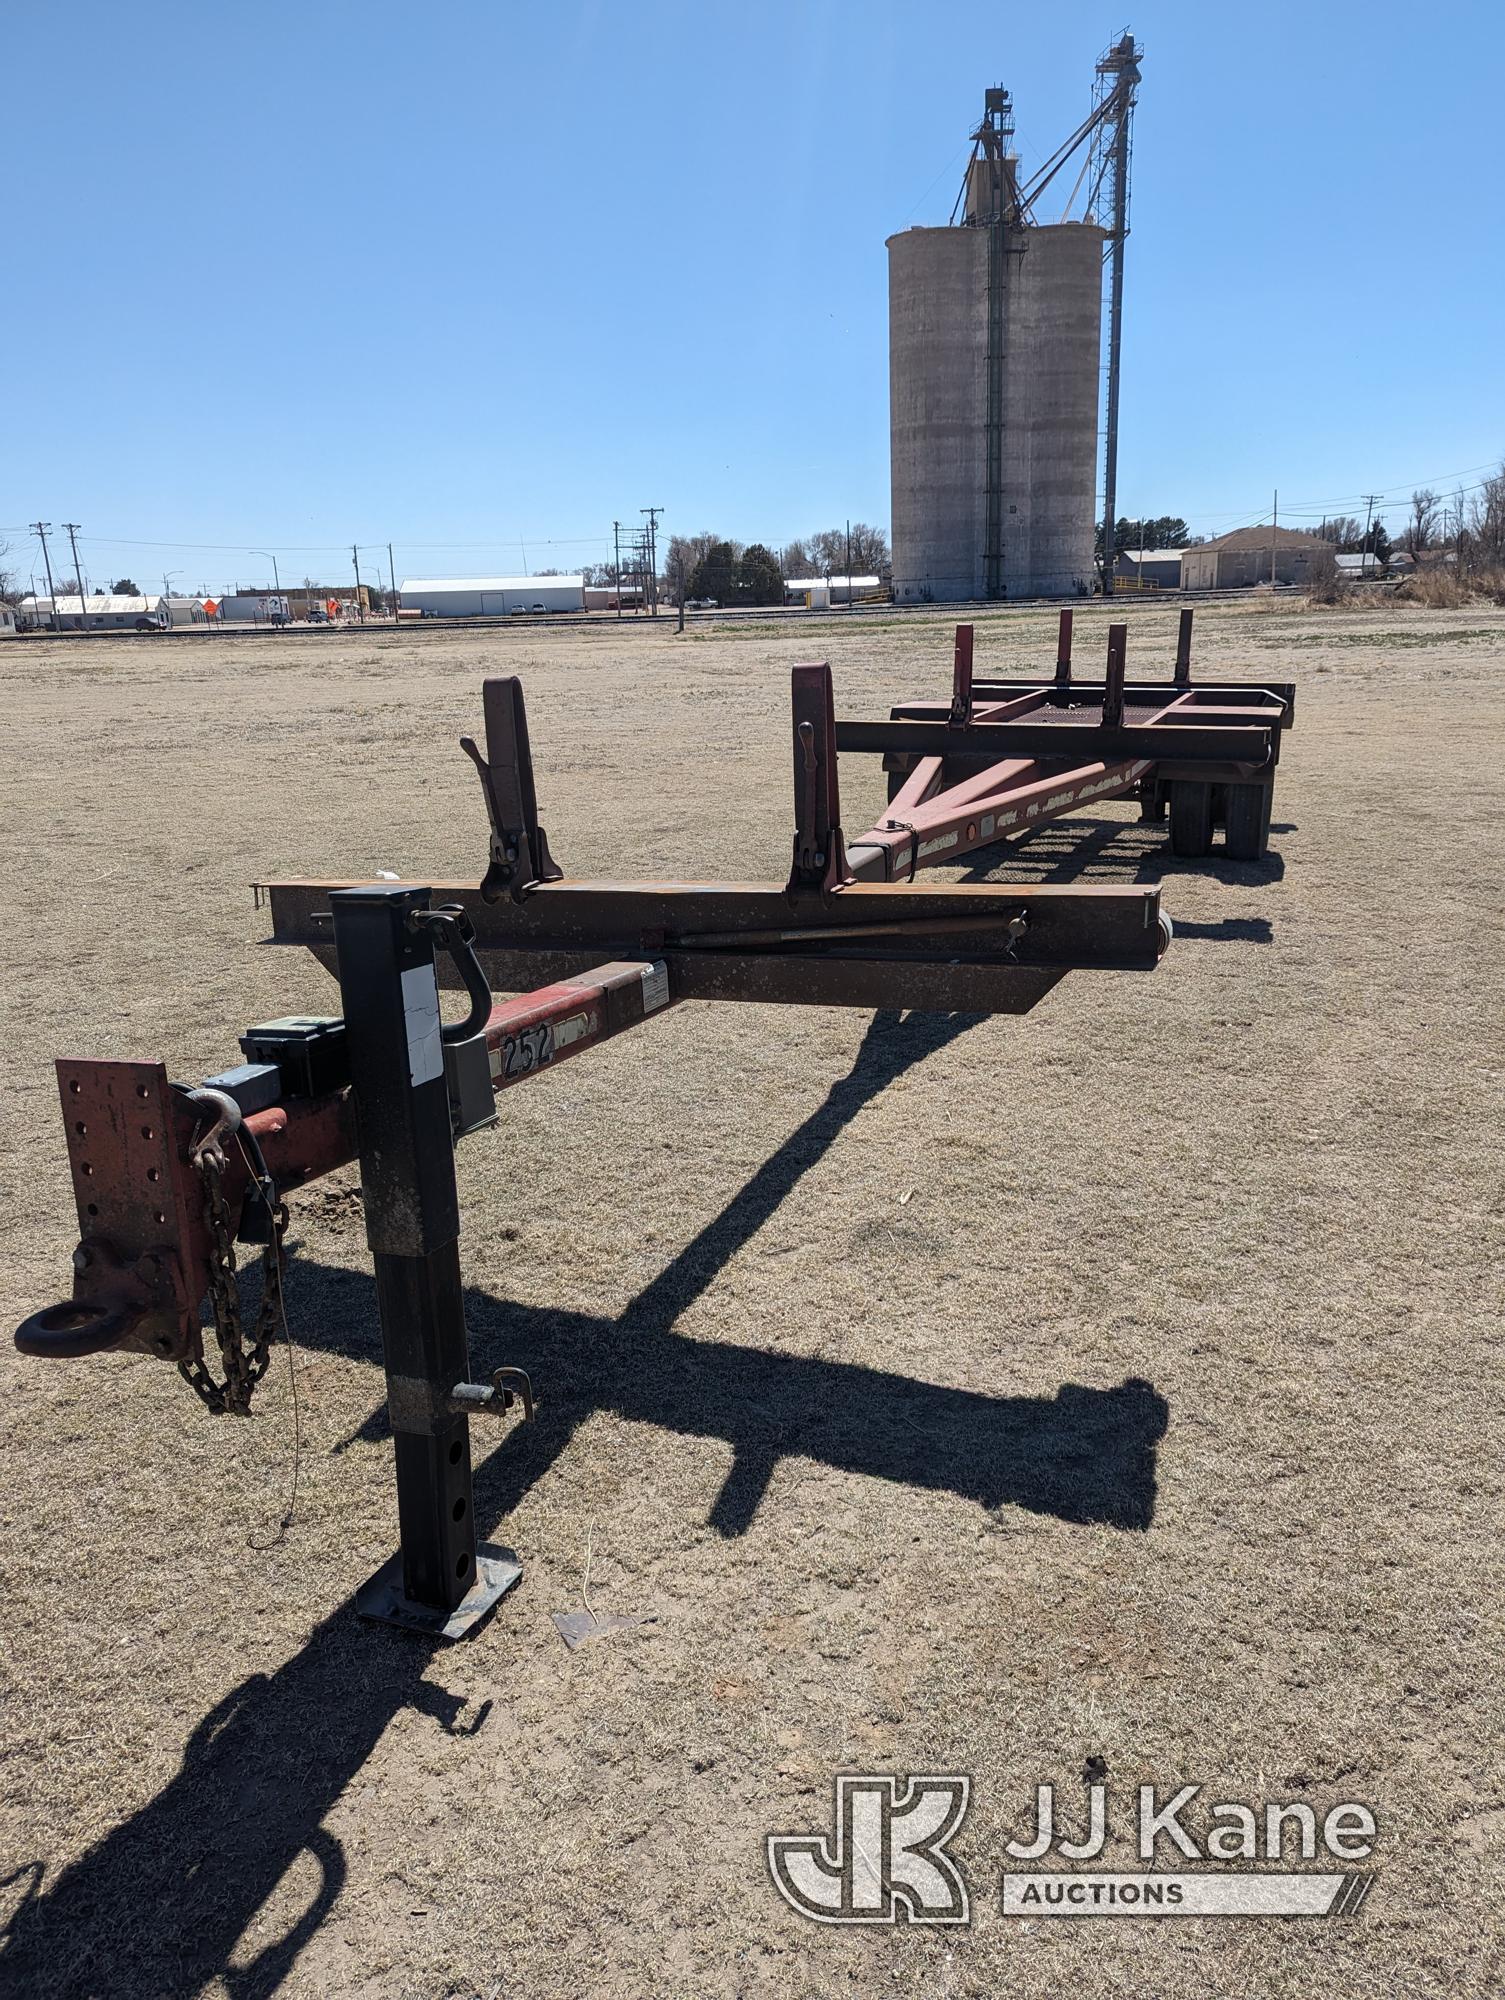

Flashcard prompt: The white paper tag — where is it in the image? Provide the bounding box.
[640,961,670,1013]
[400,963,444,1087]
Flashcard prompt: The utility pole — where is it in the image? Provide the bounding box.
[846,518,853,610]
[30,523,58,628]
[641,506,663,617]
[1360,493,1381,572]
[352,544,366,623]
[250,549,281,606]
[63,523,88,632]
[388,542,398,622]
[1271,490,1278,586]
[613,521,622,620]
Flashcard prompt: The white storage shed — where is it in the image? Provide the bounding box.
[399,576,585,616]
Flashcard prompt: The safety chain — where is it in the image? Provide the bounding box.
[178,1150,288,1415]
[881,817,920,883]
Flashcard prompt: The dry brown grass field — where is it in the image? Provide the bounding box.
[2,597,1503,1998]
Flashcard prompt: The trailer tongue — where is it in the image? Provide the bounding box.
[14,663,1172,1638]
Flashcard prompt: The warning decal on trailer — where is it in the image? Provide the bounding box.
[640,961,670,1013]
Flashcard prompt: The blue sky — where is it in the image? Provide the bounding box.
[5,0,1501,590]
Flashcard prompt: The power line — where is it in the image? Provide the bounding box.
[63,532,616,554]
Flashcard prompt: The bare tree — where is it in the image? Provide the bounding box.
[1313,515,1364,549]
[1465,462,1505,566]
[662,531,727,601]
[0,539,17,605]
[800,524,891,576]
[1404,488,1440,555]
[1304,545,1341,604]
[848,522,890,573]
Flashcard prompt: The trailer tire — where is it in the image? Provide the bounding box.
[1225,783,1272,860]
[1168,780,1214,857]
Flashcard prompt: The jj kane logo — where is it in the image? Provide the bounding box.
[766,1775,971,1924]
[766,1774,1377,1925]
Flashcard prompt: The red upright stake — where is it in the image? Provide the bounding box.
[1103,625,1127,729]
[1175,607,1194,687]
[950,624,975,724]
[1055,609,1073,691]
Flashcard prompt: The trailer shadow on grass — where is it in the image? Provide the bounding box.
[959,810,1286,901]
[0,1008,1168,2000]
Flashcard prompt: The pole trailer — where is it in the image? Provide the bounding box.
[839,610,1294,878]
[13,664,1186,1638]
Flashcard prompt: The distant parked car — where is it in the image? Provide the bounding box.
[307,608,330,624]
[530,602,546,614]
[686,597,719,610]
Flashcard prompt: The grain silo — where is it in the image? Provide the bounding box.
[889,46,1141,602]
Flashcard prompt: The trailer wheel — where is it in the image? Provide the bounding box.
[1168,780,1214,857]
[1224,783,1272,860]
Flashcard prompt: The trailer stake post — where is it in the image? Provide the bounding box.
[1055,609,1073,692]
[461,676,565,904]
[1174,607,1193,688]
[950,624,975,724]
[787,663,849,896]
[1103,624,1127,729]
[332,882,520,1640]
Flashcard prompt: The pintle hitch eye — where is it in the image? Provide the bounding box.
[14,1298,139,1359]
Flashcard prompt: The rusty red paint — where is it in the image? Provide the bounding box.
[950,624,975,723]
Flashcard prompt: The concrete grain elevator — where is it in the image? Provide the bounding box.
[888,40,1142,601]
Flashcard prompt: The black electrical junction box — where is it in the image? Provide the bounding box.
[200,1061,283,1118]
[239,1016,350,1099]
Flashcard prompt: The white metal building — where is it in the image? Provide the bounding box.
[18,593,171,631]
[783,574,883,606]
[399,576,585,616]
